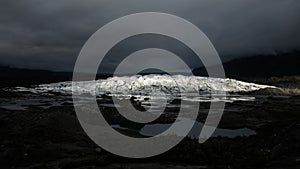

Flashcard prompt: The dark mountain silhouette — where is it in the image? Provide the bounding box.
[0,66,110,87]
[0,66,72,87]
[193,51,300,79]
[1,51,299,87]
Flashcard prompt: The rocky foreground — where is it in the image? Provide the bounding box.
[0,76,300,169]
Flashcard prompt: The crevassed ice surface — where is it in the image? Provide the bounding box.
[16,75,275,97]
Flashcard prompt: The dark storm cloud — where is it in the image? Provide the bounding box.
[0,0,299,71]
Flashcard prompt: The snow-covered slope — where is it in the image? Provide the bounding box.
[15,75,275,97]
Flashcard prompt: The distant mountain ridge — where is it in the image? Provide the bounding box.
[0,66,72,87]
[193,51,300,79]
[1,51,299,87]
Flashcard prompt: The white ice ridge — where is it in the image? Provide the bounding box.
[16,75,276,96]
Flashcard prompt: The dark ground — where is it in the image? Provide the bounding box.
[0,75,300,169]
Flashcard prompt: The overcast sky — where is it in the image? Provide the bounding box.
[0,0,299,72]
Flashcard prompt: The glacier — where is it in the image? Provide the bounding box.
[15,75,275,99]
